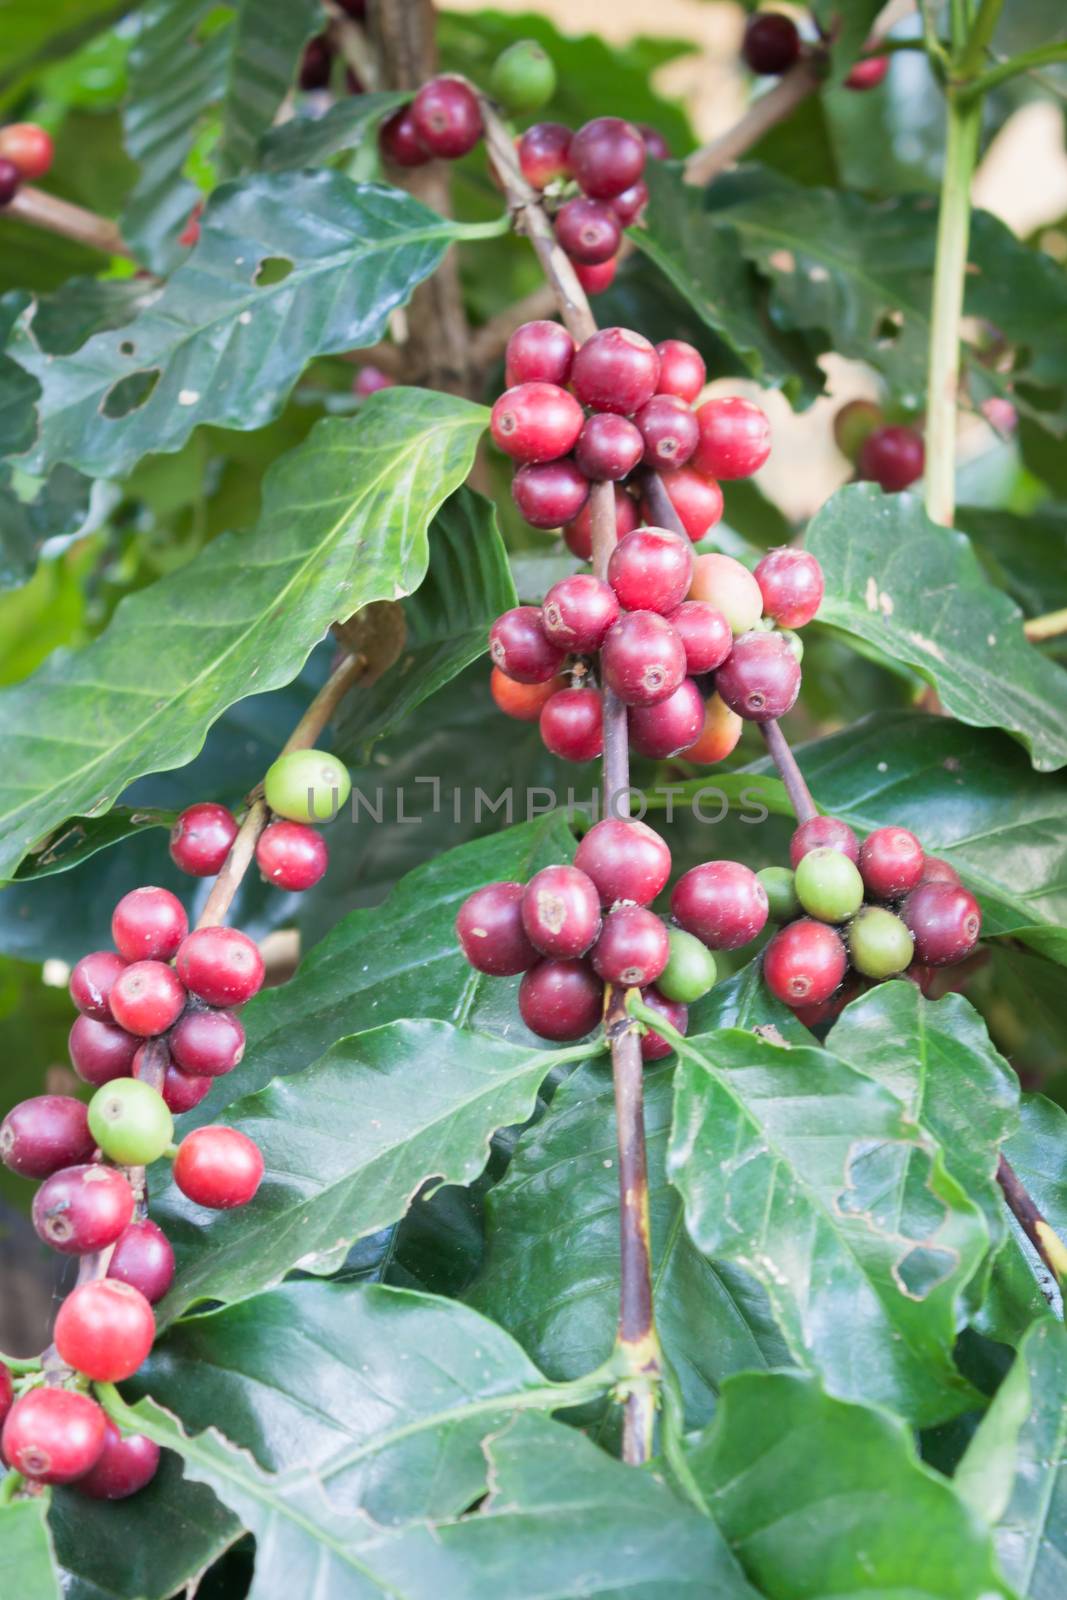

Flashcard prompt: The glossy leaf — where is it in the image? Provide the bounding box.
[0,1498,60,1600]
[0,292,38,457]
[259,92,409,172]
[956,504,1067,622]
[30,277,156,358]
[0,465,91,590]
[0,0,121,91]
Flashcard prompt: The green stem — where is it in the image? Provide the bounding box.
[453,213,512,241]
[659,1362,709,1516]
[957,0,1006,75]
[0,1352,42,1375]
[0,1469,24,1506]
[962,42,1067,98]
[1025,606,1067,644]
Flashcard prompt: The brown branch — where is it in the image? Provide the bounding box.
[469,284,559,370]
[3,186,133,260]
[683,55,825,187]
[997,1155,1067,1302]
[758,720,818,824]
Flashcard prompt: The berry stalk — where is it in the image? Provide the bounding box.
[996,1155,1067,1307]
[4,185,133,259]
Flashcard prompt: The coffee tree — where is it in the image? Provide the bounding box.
[1,1,1066,1595]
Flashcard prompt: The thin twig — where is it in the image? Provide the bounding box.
[997,1155,1067,1304]
[470,284,559,370]
[3,186,133,260]
[682,56,825,187]
[1024,606,1067,644]
[758,720,818,823]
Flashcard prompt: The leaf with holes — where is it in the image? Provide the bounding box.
[0,465,91,590]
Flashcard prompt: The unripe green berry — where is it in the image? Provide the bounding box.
[779,629,803,663]
[848,905,914,979]
[657,927,717,1004]
[490,40,557,112]
[757,865,799,922]
[794,846,864,924]
[833,398,883,463]
[88,1078,174,1166]
[264,748,351,824]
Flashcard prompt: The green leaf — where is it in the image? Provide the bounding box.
[30,276,156,357]
[0,389,487,883]
[956,504,1067,622]
[12,175,472,480]
[0,465,91,591]
[967,208,1067,438]
[0,292,39,458]
[259,92,409,172]
[0,0,126,93]
[808,483,1067,771]
[666,1023,987,1424]
[688,1371,1013,1599]
[0,1496,61,1600]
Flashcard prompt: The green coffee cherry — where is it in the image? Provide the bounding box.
[264,748,351,823]
[657,927,717,1004]
[490,40,557,113]
[779,629,804,663]
[88,1078,174,1166]
[756,865,799,922]
[849,905,914,979]
[794,846,864,923]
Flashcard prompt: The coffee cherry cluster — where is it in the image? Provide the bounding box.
[379,75,484,168]
[298,0,366,94]
[740,14,888,91]
[834,400,925,493]
[0,122,54,207]
[760,819,982,1024]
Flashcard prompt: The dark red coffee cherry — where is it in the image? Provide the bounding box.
[33,1163,135,1255]
[608,526,693,615]
[610,180,648,225]
[2,1389,107,1484]
[671,860,769,949]
[572,257,617,296]
[505,320,575,387]
[574,818,671,907]
[901,881,982,966]
[512,458,590,529]
[859,826,925,901]
[540,687,604,762]
[601,611,686,706]
[490,606,567,683]
[69,950,127,1019]
[919,855,961,886]
[592,905,669,986]
[754,547,824,628]
[411,75,482,159]
[174,1126,264,1209]
[554,196,622,265]
[112,886,187,963]
[74,1421,161,1500]
[655,340,705,403]
[54,1279,155,1382]
[0,1095,96,1179]
[790,815,859,868]
[107,1219,175,1303]
[517,121,572,188]
[457,881,539,976]
[108,960,187,1037]
[743,12,801,74]
[638,123,670,161]
[134,1044,212,1113]
[571,327,660,416]
[648,466,723,541]
[69,1014,139,1086]
[256,821,328,891]
[563,483,638,560]
[692,397,772,479]
[379,105,430,167]
[542,575,619,652]
[858,424,924,492]
[628,677,704,759]
[522,865,602,959]
[299,35,332,90]
[635,394,699,469]
[175,927,264,1007]
[715,631,801,721]
[569,116,645,199]
[668,601,733,673]
[170,1006,245,1077]
[0,158,20,206]
[763,919,847,1007]
[575,413,644,480]
[639,986,688,1060]
[169,802,238,877]
[490,381,584,464]
[518,959,603,1041]
[0,1364,11,1425]
[846,55,890,90]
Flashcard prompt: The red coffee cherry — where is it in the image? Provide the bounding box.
[456,881,539,976]
[671,861,769,949]
[858,424,924,491]
[563,483,638,560]
[648,466,723,541]
[554,196,622,265]
[919,855,961,886]
[74,1421,161,1500]
[764,919,847,1007]
[490,606,567,684]
[490,666,566,722]
[54,1279,155,1383]
[574,818,671,907]
[353,364,394,397]
[175,927,265,1007]
[655,340,706,403]
[0,122,54,179]
[2,1389,107,1484]
[33,1163,134,1255]
[170,1006,245,1076]
[69,950,127,1019]
[169,802,239,877]
[608,526,693,615]
[173,1126,265,1209]
[901,882,982,966]
[790,815,859,868]
[518,959,603,1041]
[542,574,619,652]
[858,826,925,901]
[0,1364,11,1425]
[667,601,733,673]
[742,12,801,74]
[639,986,688,1060]
[512,458,590,528]
[111,887,188,963]
[107,1219,175,1304]
[569,116,646,199]
[592,905,669,986]
[610,180,648,225]
[516,121,572,188]
[571,327,660,415]
[715,630,802,721]
[754,547,824,628]
[522,865,602,959]
[69,1014,139,1086]
[490,382,584,464]
[572,257,617,296]
[639,123,671,160]
[575,413,644,481]
[108,960,187,1037]
[628,677,704,759]
[379,105,430,167]
[601,611,687,706]
[846,55,890,90]
[135,1045,212,1113]
[540,687,604,762]
[0,1095,95,1179]
[635,394,699,470]
[505,320,575,388]
[411,75,482,159]
[692,397,772,479]
[256,821,328,891]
